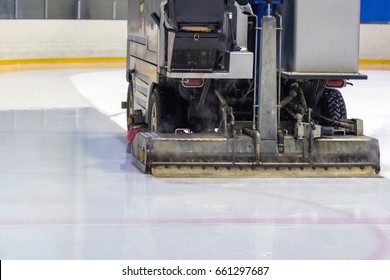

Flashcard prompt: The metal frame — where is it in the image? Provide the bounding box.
[280,71,368,80]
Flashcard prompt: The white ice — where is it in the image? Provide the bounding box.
[0,68,389,260]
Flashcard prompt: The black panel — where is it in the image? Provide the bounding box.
[168,32,220,72]
[166,0,225,30]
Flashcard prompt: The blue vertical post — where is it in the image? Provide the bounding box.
[248,0,283,95]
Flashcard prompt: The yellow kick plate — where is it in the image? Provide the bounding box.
[152,165,377,178]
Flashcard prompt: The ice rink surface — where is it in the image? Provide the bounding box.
[0,68,389,259]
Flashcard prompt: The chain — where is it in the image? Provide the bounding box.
[227,107,237,163]
[232,130,237,163]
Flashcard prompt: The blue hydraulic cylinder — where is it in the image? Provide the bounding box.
[249,0,283,18]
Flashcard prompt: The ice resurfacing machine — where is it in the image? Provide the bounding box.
[123,0,380,177]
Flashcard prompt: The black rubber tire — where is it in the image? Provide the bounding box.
[319,88,347,126]
[126,81,134,130]
[148,87,177,133]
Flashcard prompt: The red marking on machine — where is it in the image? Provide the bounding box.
[181,78,204,88]
[326,79,346,88]
[128,126,148,142]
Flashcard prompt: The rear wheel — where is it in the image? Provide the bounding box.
[126,81,134,130]
[148,87,177,133]
[318,88,347,126]
[149,92,160,132]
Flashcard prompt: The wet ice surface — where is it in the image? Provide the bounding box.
[0,69,389,259]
